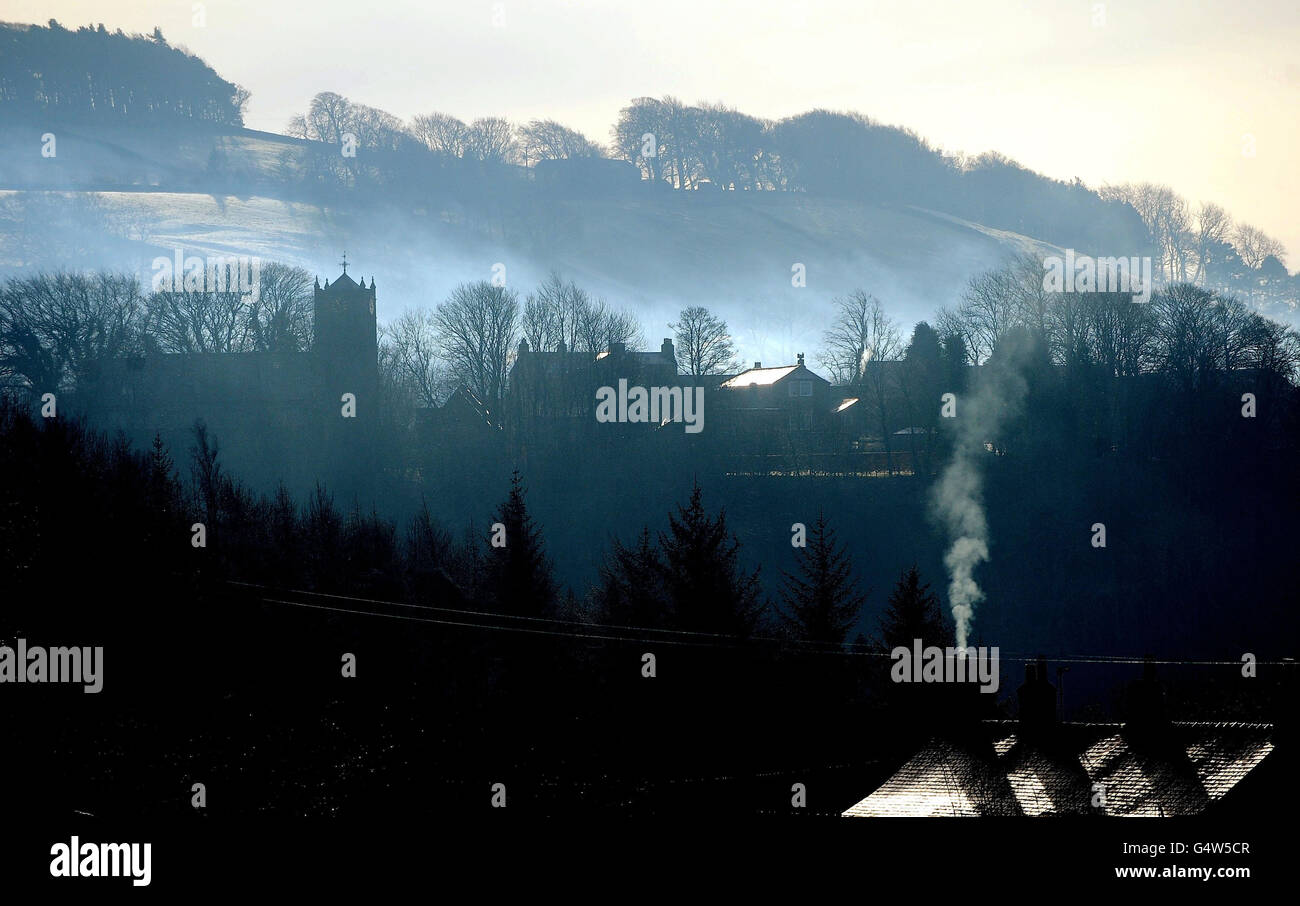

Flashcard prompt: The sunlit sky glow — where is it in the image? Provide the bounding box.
[9,0,1299,259]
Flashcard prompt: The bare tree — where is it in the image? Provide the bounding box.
[657,96,700,189]
[1232,223,1287,270]
[381,308,448,409]
[521,288,561,354]
[289,91,352,143]
[820,290,901,383]
[1046,289,1096,373]
[670,305,739,375]
[1241,312,1300,386]
[521,272,574,352]
[598,303,645,352]
[1100,182,1193,280]
[146,287,255,354]
[289,92,414,186]
[611,95,705,188]
[1192,202,1233,284]
[249,262,313,353]
[1085,291,1153,378]
[410,112,467,157]
[612,97,666,183]
[434,281,518,403]
[691,103,769,189]
[820,290,903,469]
[516,119,603,165]
[349,103,415,152]
[522,272,643,355]
[580,298,643,354]
[462,117,518,164]
[949,269,1027,365]
[1149,283,1226,393]
[0,271,146,394]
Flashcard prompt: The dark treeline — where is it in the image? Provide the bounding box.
[0,397,978,817]
[0,21,248,127]
[3,259,1298,520]
[611,100,1147,255]
[3,368,1292,817]
[4,23,1294,316]
[0,264,313,395]
[279,90,1149,256]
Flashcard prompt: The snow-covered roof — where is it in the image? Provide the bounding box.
[720,365,799,388]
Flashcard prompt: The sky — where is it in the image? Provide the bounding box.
[9,0,1300,260]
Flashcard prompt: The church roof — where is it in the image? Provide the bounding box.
[318,270,372,294]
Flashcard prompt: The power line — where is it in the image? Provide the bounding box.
[256,596,737,650]
[234,580,1296,666]
[233,579,874,654]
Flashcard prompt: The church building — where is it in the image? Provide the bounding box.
[83,262,380,493]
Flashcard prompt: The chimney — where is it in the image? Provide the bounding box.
[796,352,805,366]
[754,361,762,369]
[518,338,530,355]
[1126,656,1168,734]
[609,341,626,356]
[1056,665,1070,721]
[661,337,675,358]
[1017,656,1057,735]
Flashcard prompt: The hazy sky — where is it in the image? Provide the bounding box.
[11,0,1300,259]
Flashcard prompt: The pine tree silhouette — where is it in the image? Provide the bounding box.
[146,431,177,516]
[597,526,667,628]
[778,511,867,644]
[878,564,952,650]
[659,482,763,636]
[489,469,556,617]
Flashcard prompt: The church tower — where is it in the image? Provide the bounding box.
[312,256,378,424]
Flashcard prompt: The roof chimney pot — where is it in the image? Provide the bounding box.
[1018,656,1057,735]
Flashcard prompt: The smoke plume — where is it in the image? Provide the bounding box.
[930,328,1037,650]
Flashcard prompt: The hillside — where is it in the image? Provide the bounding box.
[0,119,1056,365]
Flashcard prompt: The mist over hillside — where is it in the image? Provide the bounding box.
[8,19,1296,359]
[0,187,1050,367]
[0,107,1060,369]
[2,9,1298,857]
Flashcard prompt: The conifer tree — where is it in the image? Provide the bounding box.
[597,527,667,628]
[778,512,867,644]
[489,470,556,617]
[878,564,951,650]
[146,431,177,517]
[659,482,763,636]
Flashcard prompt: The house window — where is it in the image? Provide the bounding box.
[789,380,812,397]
